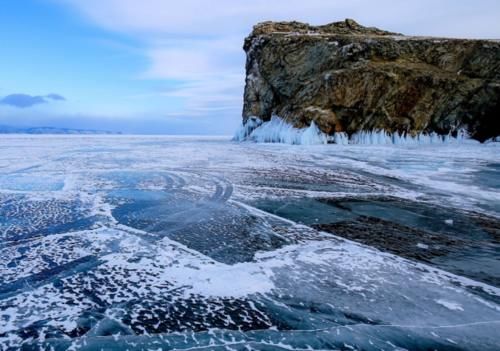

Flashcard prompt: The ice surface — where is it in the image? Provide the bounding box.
[0,135,499,350]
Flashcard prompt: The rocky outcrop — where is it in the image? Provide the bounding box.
[241,19,500,142]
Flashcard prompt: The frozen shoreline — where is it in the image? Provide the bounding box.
[234,116,499,145]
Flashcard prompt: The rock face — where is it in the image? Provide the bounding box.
[242,19,500,141]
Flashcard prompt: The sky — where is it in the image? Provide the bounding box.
[0,1,499,134]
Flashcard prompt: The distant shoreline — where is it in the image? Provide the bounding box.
[0,126,120,135]
[0,133,233,138]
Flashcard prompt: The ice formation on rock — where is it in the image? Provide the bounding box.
[234,116,328,145]
[232,117,263,141]
[235,116,482,145]
[351,129,476,145]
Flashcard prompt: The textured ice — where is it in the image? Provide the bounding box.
[0,135,499,350]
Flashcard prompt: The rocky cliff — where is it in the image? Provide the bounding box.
[241,19,500,142]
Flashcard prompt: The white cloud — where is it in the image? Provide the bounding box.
[146,48,217,80]
[162,74,244,114]
[143,36,243,80]
[138,36,245,117]
[60,0,500,38]
[61,0,361,36]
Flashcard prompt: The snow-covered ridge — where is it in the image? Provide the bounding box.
[233,116,488,145]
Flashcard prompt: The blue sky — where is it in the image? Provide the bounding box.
[1,0,499,134]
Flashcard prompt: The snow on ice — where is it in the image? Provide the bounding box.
[0,135,499,350]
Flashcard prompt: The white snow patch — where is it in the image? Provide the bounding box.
[162,261,275,298]
[436,299,465,311]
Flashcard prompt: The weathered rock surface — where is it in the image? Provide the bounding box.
[242,19,500,141]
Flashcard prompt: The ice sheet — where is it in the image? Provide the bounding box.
[0,135,499,350]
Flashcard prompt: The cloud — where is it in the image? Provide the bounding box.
[62,0,357,36]
[160,74,244,114]
[0,94,47,108]
[0,93,66,108]
[46,93,66,101]
[138,36,245,116]
[60,0,500,38]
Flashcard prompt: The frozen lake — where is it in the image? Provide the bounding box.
[0,135,499,350]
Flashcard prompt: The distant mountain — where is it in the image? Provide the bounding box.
[0,125,120,135]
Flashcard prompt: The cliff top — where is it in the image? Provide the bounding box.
[249,19,401,37]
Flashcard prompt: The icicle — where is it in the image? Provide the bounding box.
[485,136,500,144]
[333,132,349,145]
[350,130,392,145]
[232,117,263,141]
[233,116,476,145]
[242,116,328,145]
[348,129,474,145]
[300,121,328,145]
